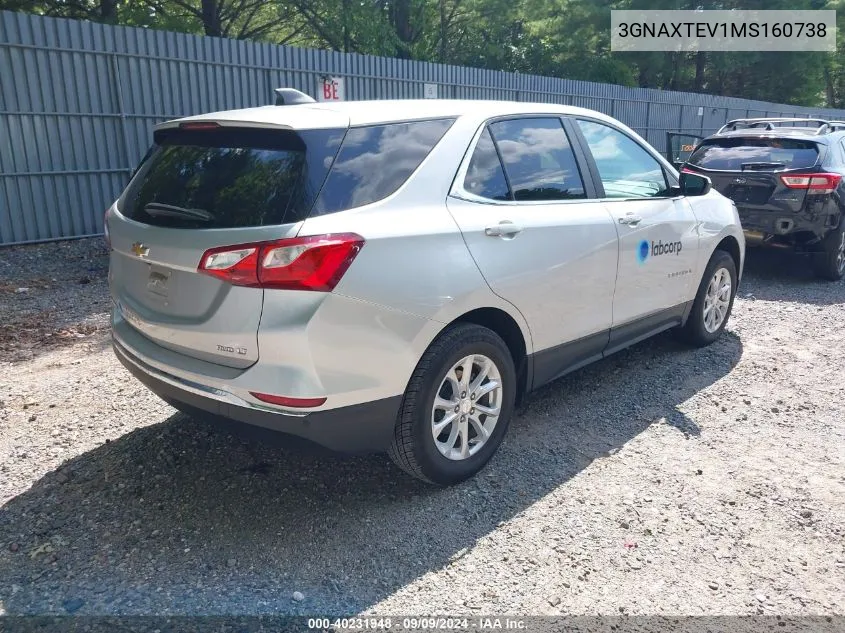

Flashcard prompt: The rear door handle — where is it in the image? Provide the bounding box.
[618,215,643,226]
[485,221,524,237]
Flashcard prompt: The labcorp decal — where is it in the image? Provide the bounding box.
[637,239,650,264]
[638,238,683,264]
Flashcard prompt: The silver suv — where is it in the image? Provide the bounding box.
[107,91,744,485]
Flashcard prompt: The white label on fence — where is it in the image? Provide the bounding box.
[318,76,345,101]
[424,83,438,99]
[697,107,704,116]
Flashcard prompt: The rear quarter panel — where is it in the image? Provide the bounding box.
[301,200,534,350]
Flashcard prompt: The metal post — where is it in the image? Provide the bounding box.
[110,54,134,175]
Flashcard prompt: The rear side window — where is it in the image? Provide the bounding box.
[489,118,586,201]
[312,118,454,214]
[463,128,511,200]
[118,127,344,229]
[688,137,820,171]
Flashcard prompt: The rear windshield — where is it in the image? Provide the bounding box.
[687,137,820,171]
[118,127,344,229]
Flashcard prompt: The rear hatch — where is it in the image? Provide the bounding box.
[108,119,346,368]
[685,136,823,213]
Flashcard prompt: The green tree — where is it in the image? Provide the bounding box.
[1,0,839,107]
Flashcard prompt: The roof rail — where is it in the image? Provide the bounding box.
[274,88,316,106]
[716,117,832,135]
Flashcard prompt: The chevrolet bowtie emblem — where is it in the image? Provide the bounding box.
[131,242,150,258]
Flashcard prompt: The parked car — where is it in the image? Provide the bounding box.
[106,90,744,485]
[674,118,845,281]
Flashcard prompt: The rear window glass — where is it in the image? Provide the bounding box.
[490,118,586,201]
[312,118,454,214]
[463,128,511,201]
[118,127,344,229]
[688,137,820,171]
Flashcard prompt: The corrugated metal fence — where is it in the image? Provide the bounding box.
[3,9,845,245]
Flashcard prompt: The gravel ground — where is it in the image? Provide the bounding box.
[0,239,843,617]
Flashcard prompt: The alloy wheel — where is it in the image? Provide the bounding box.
[703,267,732,333]
[431,354,502,460]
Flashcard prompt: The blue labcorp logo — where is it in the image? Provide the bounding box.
[637,239,683,264]
[637,239,650,264]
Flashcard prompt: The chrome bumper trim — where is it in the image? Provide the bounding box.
[113,336,248,407]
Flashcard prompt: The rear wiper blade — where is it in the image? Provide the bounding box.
[144,203,212,221]
[741,162,786,171]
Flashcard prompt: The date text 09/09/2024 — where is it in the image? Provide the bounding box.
[307,617,528,630]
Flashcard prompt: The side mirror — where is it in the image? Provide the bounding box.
[679,171,712,196]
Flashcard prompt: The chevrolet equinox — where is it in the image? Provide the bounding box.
[107,91,744,485]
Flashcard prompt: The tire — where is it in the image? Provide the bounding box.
[678,249,737,347]
[388,323,516,486]
[811,222,845,281]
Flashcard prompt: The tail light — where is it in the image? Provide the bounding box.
[179,121,221,131]
[681,166,697,174]
[780,173,842,195]
[198,233,364,291]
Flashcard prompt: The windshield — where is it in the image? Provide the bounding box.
[117,126,345,229]
[687,137,819,171]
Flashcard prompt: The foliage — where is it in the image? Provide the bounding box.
[1,0,840,107]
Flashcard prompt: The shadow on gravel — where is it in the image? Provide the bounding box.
[740,248,845,305]
[0,330,742,616]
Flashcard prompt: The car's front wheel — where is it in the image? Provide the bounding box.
[678,249,737,347]
[388,323,516,485]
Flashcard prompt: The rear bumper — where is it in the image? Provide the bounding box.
[738,207,838,239]
[114,338,401,453]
